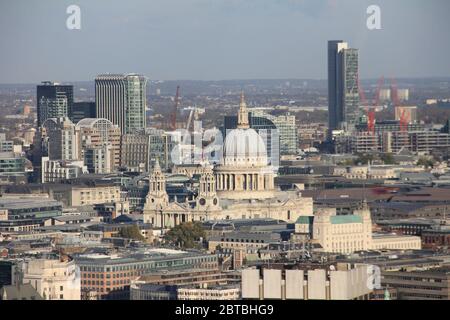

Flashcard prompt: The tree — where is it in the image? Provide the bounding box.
[164,222,206,249]
[119,225,145,241]
[380,153,396,165]
[417,157,435,168]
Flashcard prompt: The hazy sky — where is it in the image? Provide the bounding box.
[1,0,449,83]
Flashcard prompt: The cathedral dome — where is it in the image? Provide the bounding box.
[224,127,267,166]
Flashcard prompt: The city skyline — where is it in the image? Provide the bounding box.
[1,0,450,83]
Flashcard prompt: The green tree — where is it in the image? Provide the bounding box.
[164,222,205,249]
[354,153,376,165]
[380,153,396,165]
[417,157,435,168]
[119,225,145,241]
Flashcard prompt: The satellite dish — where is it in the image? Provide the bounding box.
[329,265,336,271]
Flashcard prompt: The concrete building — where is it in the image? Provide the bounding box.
[42,117,81,161]
[241,263,372,300]
[177,284,240,300]
[371,233,422,250]
[22,256,81,300]
[295,205,422,254]
[120,129,170,172]
[83,144,114,174]
[95,74,148,134]
[41,157,88,183]
[77,118,121,171]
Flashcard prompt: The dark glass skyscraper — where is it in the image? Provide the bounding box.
[71,102,96,124]
[36,82,74,127]
[328,41,360,136]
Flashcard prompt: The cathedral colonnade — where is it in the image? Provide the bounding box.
[215,172,274,192]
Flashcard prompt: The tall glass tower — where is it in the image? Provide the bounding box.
[328,41,360,136]
[95,74,148,134]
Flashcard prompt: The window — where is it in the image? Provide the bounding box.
[60,286,63,291]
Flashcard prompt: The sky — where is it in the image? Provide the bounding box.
[1,0,449,83]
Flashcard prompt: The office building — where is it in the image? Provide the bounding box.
[74,249,218,300]
[83,144,114,174]
[295,205,421,254]
[41,157,88,183]
[71,102,96,124]
[41,117,81,161]
[95,74,148,134]
[0,152,26,174]
[37,82,73,127]
[328,40,360,134]
[382,267,450,300]
[121,129,171,172]
[77,118,122,170]
[0,198,62,221]
[251,109,297,156]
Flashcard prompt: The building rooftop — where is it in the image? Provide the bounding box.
[73,248,214,266]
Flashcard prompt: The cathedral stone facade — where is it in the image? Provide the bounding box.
[143,93,313,228]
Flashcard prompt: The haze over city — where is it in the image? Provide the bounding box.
[1,0,450,83]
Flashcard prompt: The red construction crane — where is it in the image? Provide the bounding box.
[367,76,385,135]
[390,78,408,132]
[357,75,384,135]
[170,86,180,130]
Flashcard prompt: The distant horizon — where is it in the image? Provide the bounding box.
[2,76,450,86]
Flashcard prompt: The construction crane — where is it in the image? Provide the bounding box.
[170,86,180,130]
[186,108,199,131]
[390,78,408,132]
[357,74,375,135]
[368,76,385,135]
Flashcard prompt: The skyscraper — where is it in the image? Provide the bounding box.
[328,41,360,136]
[71,102,96,124]
[95,74,148,134]
[36,82,74,127]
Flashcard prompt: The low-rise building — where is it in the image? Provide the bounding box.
[241,263,373,300]
[22,256,81,300]
[382,266,450,300]
[74,248,219,300]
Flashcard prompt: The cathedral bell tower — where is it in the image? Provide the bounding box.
[196,166,220,209]
[144,159,169,210]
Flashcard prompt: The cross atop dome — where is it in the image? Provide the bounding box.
[237,91,250,129]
